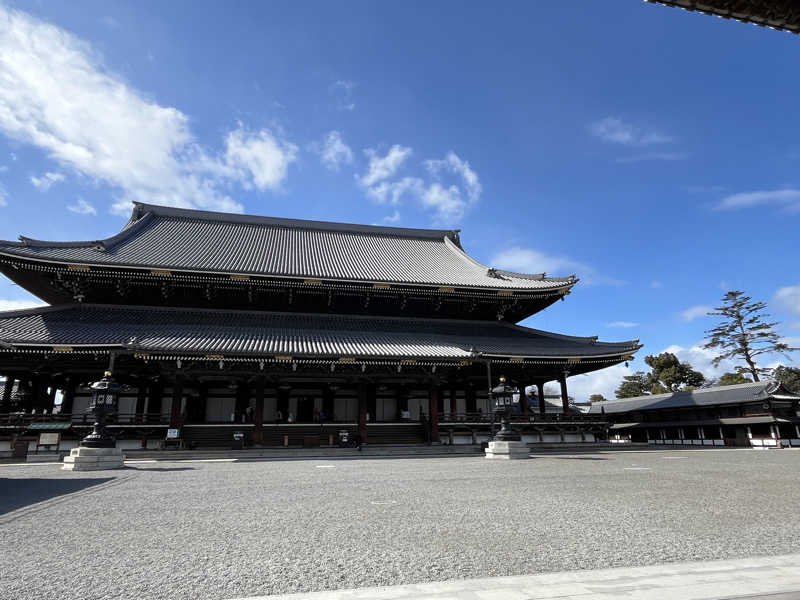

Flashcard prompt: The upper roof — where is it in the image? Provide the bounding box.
[587,382,800,414]
[0,303,640,361]
[646,1,800,34]
[0,202,576,291]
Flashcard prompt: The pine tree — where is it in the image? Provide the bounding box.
[704,291,797,382]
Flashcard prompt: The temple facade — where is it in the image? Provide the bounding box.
[0,203,640,452]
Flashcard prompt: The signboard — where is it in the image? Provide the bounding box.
[166,428,180,439]
[38,432,60,447]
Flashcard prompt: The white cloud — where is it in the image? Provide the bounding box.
[67,198,96,215]
[422,152,482,225]
[357,145,413,187]
[490,247,622,285]
[662,343,736,380]
[680,304,712,322]
[715,189,800,213]
[358,148,482,226]
[567,363,632,401]
[314,130,353,171]
[650,280,663,289]
[329,80,355,111]
[589,117,672,146]
[30,171,64,191]
[775,284,800,316]
[0,186,6,207]
[0,298,46,311]
[607,321,639,328]
[224,125,297,191]
[365,176,424,205]
[383,210,401,224]
[0,6,296,216]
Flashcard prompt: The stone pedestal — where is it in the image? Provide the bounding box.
[484,440,530,460]
[62,446,125,471]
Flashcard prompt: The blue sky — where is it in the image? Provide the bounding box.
[0,1,798,398]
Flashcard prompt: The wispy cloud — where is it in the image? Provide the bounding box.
[490,247,623,285]
[30,171,64,191]
[0,5,297,216]
[775,283,800,315]
[312,130,353,171]
[383,210,401,224]
[67,198,96,215]
[357,145,413,188]
[329,79,355,111]
[680,304,712,322]
[607,321,639,328]
[589,117,673,146]
[715,189,800,213]
[650,280,663,289]
[357,147,481,226]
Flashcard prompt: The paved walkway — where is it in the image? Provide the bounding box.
[228,554,800,600]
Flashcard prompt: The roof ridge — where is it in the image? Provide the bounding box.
[131,202,460,241]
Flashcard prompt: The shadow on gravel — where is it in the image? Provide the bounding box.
[127,467,195,472]
[549,456,609,461]
[0,477,114,515]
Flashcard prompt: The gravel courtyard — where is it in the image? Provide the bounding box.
[1,449,799,600]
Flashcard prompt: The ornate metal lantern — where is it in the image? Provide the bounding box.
[81,371,121,448]
[491,376,521,441]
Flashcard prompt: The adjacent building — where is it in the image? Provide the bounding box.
[588,381,800,448]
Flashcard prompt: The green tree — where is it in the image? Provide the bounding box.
[589,394,606,403]
[718,372,752,386]
[704,291,797,382]
[773,366,800,394]
[644,352,705,393]
[615,372,648,398]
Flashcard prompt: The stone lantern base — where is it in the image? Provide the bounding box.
[62,446,125,471]
[484,440,530,460]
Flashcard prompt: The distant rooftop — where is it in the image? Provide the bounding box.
[0,202,577,291]
[587,382,800,414]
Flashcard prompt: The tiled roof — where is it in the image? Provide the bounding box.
[587,382,800,414]
[0,203,576,291]
[0,304,640,360]
[646,1,800,34]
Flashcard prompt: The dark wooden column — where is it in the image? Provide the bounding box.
[195,381,208,423]
[537,381,546,415]
[1,377,15,412]
[358,380,368,443]
[170,373,184,428]
[277,385,289,420]
[47,384,57,413]
[449,386,457,416]
[253,377,265,444]
[135,382,147,421]
[61,379,76,415]
[148,380,163,422]
[396,385,408,417]
[429,385,440,442]
[520,382,529,415]
[465,384,476,414]
[559,373,569,414]
[366,383,377,423]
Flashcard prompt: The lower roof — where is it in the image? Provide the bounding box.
[0,303,640,362]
